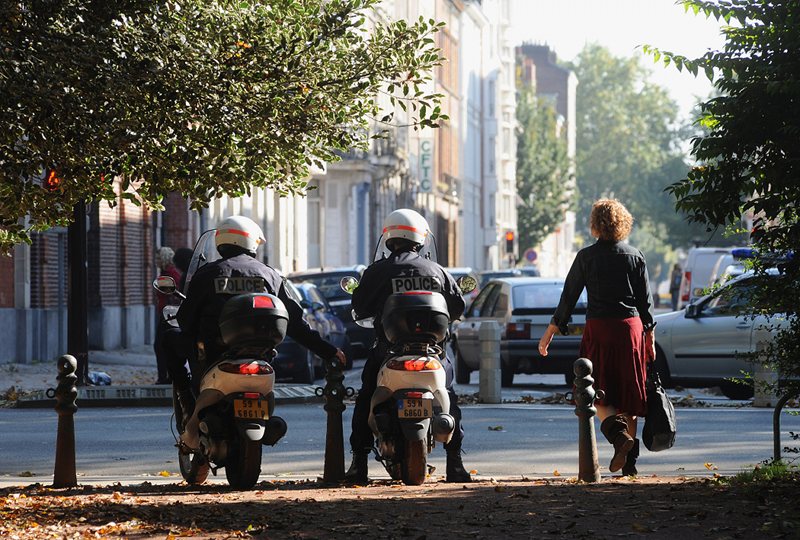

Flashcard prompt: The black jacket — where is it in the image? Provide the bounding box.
[552,240,655,334]
[177,253,336,363]
[352,250,465,343]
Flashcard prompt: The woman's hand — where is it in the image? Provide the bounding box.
[645,330,656,361]
[538,324,558,357]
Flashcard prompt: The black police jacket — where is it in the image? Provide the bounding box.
[352,250,465,343]
[551,239,655,334]
[176,253,336,363]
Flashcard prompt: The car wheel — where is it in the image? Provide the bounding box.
[720,379,754,400]
[500,365,514,387]
[455,350,471,385]
[654,347,673,388]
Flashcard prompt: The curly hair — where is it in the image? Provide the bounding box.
[589,198,633,242]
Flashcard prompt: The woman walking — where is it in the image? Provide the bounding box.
[538,199,656,475]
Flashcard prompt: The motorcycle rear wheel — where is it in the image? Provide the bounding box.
[401,439,427,486]
[225,438,262,490]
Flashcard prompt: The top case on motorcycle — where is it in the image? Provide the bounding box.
[381,292,449,345]
[218,293,289,349]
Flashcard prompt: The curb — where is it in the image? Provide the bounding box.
[14,384,323,409]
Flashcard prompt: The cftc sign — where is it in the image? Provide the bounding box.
[418,138,433,193]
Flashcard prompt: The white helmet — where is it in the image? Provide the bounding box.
[215,215,265,254]
[382,209,430,247]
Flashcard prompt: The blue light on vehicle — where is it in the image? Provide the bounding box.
[731,247,757,259]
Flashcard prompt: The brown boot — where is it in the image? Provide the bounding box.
[621,438,640,476]
[600,415,634,473]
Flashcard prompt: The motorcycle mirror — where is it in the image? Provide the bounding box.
[340,276,359,295]
[153,276,177,295]
[456,275,477,294]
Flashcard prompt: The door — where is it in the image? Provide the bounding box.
[669,279,757,380]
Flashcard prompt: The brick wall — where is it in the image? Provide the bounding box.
[0,252,13,307]
[30,230,67,309]
[88,192,154,309]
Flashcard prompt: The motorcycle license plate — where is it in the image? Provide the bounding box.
[233,398,268,420]
[398,398,433,419]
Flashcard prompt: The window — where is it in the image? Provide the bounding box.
[480,285,503,317]
[469,284,496,318]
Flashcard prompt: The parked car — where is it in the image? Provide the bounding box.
[453,277,587,387]
[273,281,328,383]
[287,265,373,359]
[294,282,353,370]
[654,269,786,399]
[678,247,737,309]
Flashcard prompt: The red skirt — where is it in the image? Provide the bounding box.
[579,317,648,417]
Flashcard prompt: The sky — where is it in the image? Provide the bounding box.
[509,0,729,120]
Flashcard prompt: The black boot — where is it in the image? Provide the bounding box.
[600,415,634,473]
[344,452,369,484]
[621,438,640,476]
[446,451,472,483]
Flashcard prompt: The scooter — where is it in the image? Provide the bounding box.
[340,276,476,485]
[152,232,288,490]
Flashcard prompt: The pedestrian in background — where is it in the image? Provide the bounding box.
[153,246,183,385]
[669,263,682,311]
[538,198,656,476]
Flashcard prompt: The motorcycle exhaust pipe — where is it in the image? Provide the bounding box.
[261,416,288,446]
[431,413,455,443]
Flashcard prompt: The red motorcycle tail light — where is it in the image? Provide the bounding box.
[253,296,275,309]
[219,361,272,375]
[386,358,442,371]
[405,391,424,399]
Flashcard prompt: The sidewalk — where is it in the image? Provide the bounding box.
[0,346,322,408]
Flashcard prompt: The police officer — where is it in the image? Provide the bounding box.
[345,209,472,483]
[167,215,346,432]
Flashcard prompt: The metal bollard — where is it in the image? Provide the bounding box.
[479,320,502,404]
[573,358,604,483]
[318,357,353,484]
[52,355,79,488]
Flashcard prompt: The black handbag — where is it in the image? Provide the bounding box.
[642,362,676,451]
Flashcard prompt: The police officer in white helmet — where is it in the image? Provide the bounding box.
[166,215,346,423]
[345,209,472,483]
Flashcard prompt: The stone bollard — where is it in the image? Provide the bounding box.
[52,355,79,488]
[479,320,502,404]
[573,358,604,483]
[317,357,353,484]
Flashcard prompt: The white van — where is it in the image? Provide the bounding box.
[678,247,735,309]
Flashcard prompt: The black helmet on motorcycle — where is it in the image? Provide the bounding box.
[215,215,266,257]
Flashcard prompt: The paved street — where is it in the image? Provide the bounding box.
[1,395,795,486]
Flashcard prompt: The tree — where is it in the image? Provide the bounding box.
[570,43,736,279]
[647,1,800,387]
[0,0,446,251]
[515,85,574,252]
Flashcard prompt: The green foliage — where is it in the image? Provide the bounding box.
[647,1,800,388]
[515,85,574,251]
[569,44,717,273]
[726,460,799,486]
[0,0,446,251]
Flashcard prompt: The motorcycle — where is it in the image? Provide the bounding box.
[340,273,476,485]
[152,230,289,489]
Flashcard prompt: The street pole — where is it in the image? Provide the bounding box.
[52,354,78,488]
[320,357,351,484]
[573,358,603,483]
[479,320,502,404]
[67,201,89,385]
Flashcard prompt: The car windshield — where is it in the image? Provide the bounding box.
[511,283,587,312]
[479,270,520,287]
